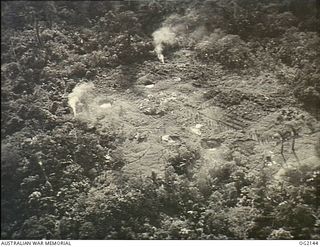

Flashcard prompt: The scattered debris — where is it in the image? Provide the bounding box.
[190,124,203,135]
[161,135,176,144]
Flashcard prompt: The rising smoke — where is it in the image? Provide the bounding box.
[151,10,209,63]
[152,26,176,63]
[67,82,123,125]
[68,82,95,117]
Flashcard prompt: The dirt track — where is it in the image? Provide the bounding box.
[73,50,320,179]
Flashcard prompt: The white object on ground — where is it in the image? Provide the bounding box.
[190,124,203,136]
[161,135,176,144]
[145,84,155,88]
[100,103,112,109]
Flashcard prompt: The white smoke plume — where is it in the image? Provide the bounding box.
[68,82,95,117]
[151,10,209,63]
[152,26,176,63]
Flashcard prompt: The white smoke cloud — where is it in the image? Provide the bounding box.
[152,26,176,63]
[67,82,119,125]
[68,82,95,117]
[151,10,209,63]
